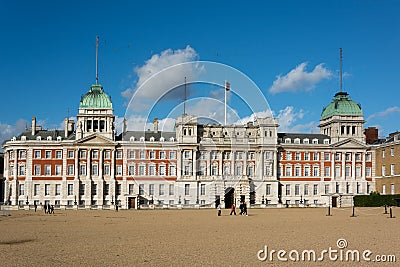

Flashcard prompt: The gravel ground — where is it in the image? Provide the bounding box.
[0,207,399,266]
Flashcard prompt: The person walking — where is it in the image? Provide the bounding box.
[243,202,248,216]
[230,203,236,215]
[217,204,221,216]
[239,202,244,215]
[34,202,37,212]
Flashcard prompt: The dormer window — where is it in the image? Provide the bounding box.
[21,136,26,141]
[160,137,165,142]
[294,138,300,144]
[140,137,145,142]
[47,136,52,141]
[285,138,291,144]
[11,136,17,141]
[36,136,41,141]
[57,136,62,141]
[312,139,318,144]
[150,137,155,142]
[129,136,135,142]
[323,139,330,144]
[169,137,175,142]
[303,139,309,144]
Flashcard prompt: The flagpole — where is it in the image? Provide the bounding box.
[224,80,227,125]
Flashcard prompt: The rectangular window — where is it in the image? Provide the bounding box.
[68,150,74,158]
[67,184,73,195]
[304,153,310,161]
[285,185,290,196]
[325,166,330,176]
[169,165,176,176]
[139,165,145,176]
[324,184,330,194]
[104,183,110,195]
[304,166,310,176]
[104,165,110,176]
[55,165,62,176]
[366,167,371,177]
[265,165,271,176]
[34,150,41,159]
[128,150,135,159]
[391,148,395,156]
[356,183,361,194]
[335,153,341,161]
[149,184,154,195]
[382,184,386,194]
[365,153,371,161]
[116,165,122,176]
[116,183,121,195]
[45,184,50,195]
[169,151,176,159]
[19,184,24,196]
[19,165,25,176]
[313,166,319,177]
[286,152,292,160]
[139,184,144,195]
[356,166,361,177]
[45,165,51,176]
[149,165,156,176]
[382,150,386,158]
[335,166,341,177]
[223,164,230,176]
[265,151,271,160]
[313,153,319,161]
[19,150,26,159]
[67,165,74,175]
[159,165,166,176]
[285,166,292,177]
[79,150,86,158]
[92,183,97,195]
[91,164,98,176]
[159,151,165,159]
[91,150,98,159]
[345,153,351,161]
[184,151,190,159]
[104,150,110,159]
[139,151,145,159]
[345,166,351,177]
[355,153,361,161]
[169,184,174,195]
[382,166,386,177]
[185,184,190,195]
[79,165,86,176]
[295,184,300,196]
[45,150,52,159]
[313,184,318,195]
[185,165,191,176]
[236,165,242,176]
[55,184,61,195]
[159,184,165,195]
[56,150,62,159]
[79,184,85,196]
[324,153,330,161]
[295,166,301,176]
[150,151,155,159]
[116,150,122,159]
[129,184,134,195]
[34,184,40,196]
[128,165,135,176]
[198,184,204,195]
[266,184,271,195]
[295,153,300,160]
[304,184,309,195]
[391,184,395,195]
[391,164,395,176]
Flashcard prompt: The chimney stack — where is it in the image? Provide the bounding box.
[64,118,69,138]
[123,117,127,133]
[153,118,159,134]
[31,116,36,136]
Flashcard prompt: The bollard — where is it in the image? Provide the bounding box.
[389,206,394,218]
[384,205,388,214]
[350,206,356,217]
[326,206,331,216]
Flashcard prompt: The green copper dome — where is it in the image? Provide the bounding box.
[321,92,362,120]
[79,84,112,109]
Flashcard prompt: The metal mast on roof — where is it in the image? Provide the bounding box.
[340,47,343,92]
[96,36,99,85]
[183,76,187,115]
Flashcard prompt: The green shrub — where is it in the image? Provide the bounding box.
[354,192,400,207]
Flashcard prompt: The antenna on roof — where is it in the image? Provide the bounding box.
[96,36,99,85]
[340,47,343,92]
[183,76,187,115]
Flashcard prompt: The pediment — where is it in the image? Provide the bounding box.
[330,138,367,149]
[74,133,116,146]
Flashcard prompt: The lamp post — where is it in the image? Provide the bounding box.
[74,195,77,205]
[111,195,114,205]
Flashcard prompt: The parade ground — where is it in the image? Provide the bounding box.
[0,207,399,266]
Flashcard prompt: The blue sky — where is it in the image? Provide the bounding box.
[1,0,399,143]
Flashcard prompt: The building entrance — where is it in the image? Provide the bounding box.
[332,196,338,208]
[224,187,234,209]
[128,197,136,209]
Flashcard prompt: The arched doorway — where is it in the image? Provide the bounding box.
[225,187,234,209]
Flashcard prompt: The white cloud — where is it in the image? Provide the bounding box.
[269,62,332,94]
[367,106,400,121]
[0,119,29,147]
[122,46,202,111]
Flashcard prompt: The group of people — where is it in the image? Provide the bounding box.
[41,203,55,214]
[217,202,248,216]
